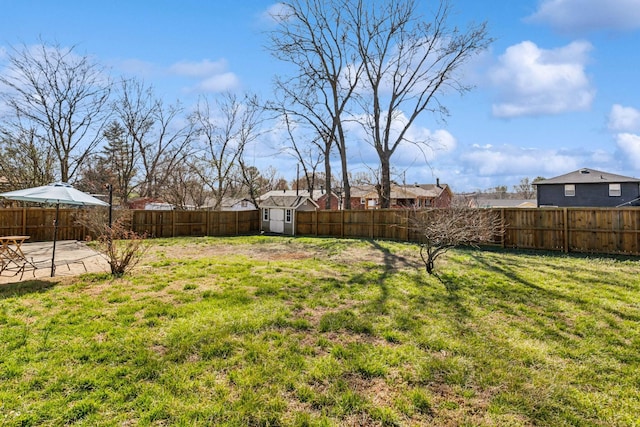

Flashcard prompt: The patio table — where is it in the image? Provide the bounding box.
[0,235,34,275]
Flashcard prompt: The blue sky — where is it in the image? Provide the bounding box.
[1,0,640,193]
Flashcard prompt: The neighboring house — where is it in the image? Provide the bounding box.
[358,180,452,209]
[535,168,640,207]
[128,198,174,210]
[259,194,318,235]
[220,197,257,211]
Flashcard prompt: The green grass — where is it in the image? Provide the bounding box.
[1,235,639,426]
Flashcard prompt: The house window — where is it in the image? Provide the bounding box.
[564,184,575,197]
[263,208,269,221]
[609,183,621,197]
[285,209,292,223]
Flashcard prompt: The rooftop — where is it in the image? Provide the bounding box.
[535,168,640,185]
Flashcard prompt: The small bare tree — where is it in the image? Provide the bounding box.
[408,206,504,275]
[98,218,149,277]
[78,210,149,277]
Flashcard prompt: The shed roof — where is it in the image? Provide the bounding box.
[535,168,640,185]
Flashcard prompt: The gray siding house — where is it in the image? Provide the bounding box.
[535,168,640,207]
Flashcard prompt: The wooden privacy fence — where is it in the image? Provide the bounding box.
[2,206,640,256]
[0,208,260,241]
[296,207,640,256]
[129,209,259,237]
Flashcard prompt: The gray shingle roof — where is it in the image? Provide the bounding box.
[535,168,640,185]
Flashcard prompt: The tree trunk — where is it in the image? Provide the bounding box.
[380,154,391,209]
[324,153,332,210]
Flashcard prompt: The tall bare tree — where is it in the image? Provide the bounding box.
[113,78,194,199]
[191,93,262,210]
[0,41,111,183]
[268,0,364,209]
[352,0,491,208]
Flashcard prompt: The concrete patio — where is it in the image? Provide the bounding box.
[0,240,110,284]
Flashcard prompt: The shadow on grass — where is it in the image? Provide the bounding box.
[364,240,417,309]
[465,246,640,326]
[0,279,57,299]
[480,244,640,263]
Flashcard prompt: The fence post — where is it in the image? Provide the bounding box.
[405,209,410,241]
[563,208,569,253]
[341,210,345,238]
[370,209,374,239]
[314,211,318,236]
[501,209,506,248]
[22,208,27,236]
[235,211,239,236]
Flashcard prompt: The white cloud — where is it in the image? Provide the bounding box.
[166,58,239,93]
[616,132,640,165]
[459,144,581,177]
[608,104,640,132]
[196,72,240,92]
[527,0,640,33]
[344,111,457,166]
[393,128,457,166]
[169,59,228,77]
[489,41,595,117]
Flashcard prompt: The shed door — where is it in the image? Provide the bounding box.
[270,208,285,233]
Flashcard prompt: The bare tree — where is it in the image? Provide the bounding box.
[267,0,364,209]
[77,210,149,277]
[0,41,111,183]
[162,162,209,209]
[279,111,325,198]
[113,78,194,199]
[513,177,536,199]
[262,166,290,192]
[352,0,491,208]
[0,125,56,189]
[191,93,262,210]
[408,206,504,275]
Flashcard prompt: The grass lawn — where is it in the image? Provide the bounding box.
[1,235,639,426]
